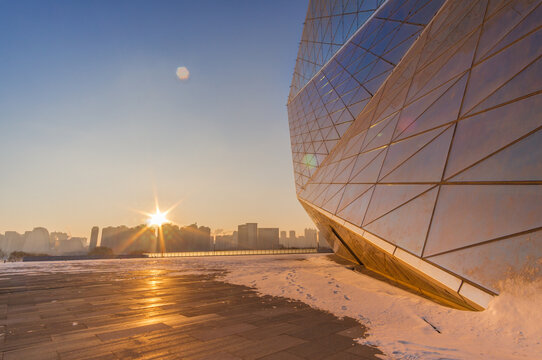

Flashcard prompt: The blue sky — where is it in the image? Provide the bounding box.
[0,0,312,237]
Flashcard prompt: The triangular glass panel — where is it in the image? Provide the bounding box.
[396,72,465,139]
[397,73,467,140]
[426,230,542,293]
[322,185,346,214]
[361,113,398,152]
[363,184,434,225]
[450,128,542,182]
[445,94,542,179]
[379,126,446,179]
[336,183,373,214]
[474,2,525,63]
[382,125,454,183]
[334,109,354,125]
[332,156,357,183]
[364,69,391,95]
[362,113,399,151]
[409,28,479,102]
[348,147,383,182]
[341,131,367,159]
[364,186,438,256]
[336,186,375,226]
[349,149,386,183]
[325,139,339,153]
[335,121,353,137]
[465,56,542,117]
[311,183,330,207]
[348,99,370,116]
[461,28,542,116]
[478,3,541,62]
[383,23,421,55]
[425,184,542,257]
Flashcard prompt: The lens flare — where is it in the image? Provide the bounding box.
[302,153,317,169]
[176,66,190,80]
[148,210,169,226]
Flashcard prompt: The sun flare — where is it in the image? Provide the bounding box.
[148,210,168,227]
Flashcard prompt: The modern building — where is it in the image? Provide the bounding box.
[304,228,318,248]
[89,226,99,250]
[1,231,25,254]
[178,224,211,251]
[101,225,156,254]
[257,228,280,249]
[21,227,50,254]
[238,223,258,249]
[288,230,296,242]
[214,234,237,250]
[55,237,87,255]
[287,0,542,310]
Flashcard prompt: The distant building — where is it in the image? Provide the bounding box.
[178,224,211,251]
[238,223,258,249]
[1,231,25,253]
[89,226,99,250]
[288,230,296,240]
[287,230,296,248]
[50,231,68,248]
[55,237,87,255]
[304,228,318,248]
[22,227,50,254]
[214,234,237,251]
[161,224,183,252]
[50,232,68,242]
[257,228,279,249]
[101,225,156,254]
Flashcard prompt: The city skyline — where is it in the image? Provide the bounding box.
[0,1,314,237]
[0,222,323,257]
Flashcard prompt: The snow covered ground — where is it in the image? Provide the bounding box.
[1,254,540,359]
[223,254,542,360]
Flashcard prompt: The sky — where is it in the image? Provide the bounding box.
[0,0,314,238]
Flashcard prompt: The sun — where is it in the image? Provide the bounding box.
[148,210,169,226]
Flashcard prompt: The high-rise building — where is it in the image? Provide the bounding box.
[89,226,99,250]
[1,231,25,254]
[257,228,279,249]
[304,228,318,248]
[55,237,87,255]
[287,0,542,310]
[22,227,50,254]
[288,230,296,241]
[178,224,211,251]
[238,223,258,249]
[101,225,156,254]
[279,230,288,248]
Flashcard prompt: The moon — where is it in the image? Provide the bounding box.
[176,66,190,81]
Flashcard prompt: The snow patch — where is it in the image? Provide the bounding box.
[223,254,542,360]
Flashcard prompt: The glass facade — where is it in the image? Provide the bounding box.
[288,0,542,310]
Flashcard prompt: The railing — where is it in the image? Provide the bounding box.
[143,248,318,258]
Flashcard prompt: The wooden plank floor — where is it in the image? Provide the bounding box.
[0,260,382,359]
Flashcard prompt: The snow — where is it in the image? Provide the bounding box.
[222,254,542,360]
[1,254,540,359]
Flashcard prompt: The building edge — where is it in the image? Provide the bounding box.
[298,197,495,311]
